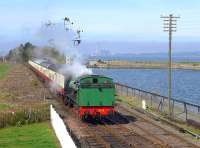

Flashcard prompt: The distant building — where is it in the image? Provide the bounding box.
[66,56,73,65]
[88,60,98,66]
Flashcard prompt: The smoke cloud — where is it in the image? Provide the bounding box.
[37,20,92,79]
[37,22,75,53]
[59,61,92,79]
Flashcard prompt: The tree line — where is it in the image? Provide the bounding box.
[5,42,65,63]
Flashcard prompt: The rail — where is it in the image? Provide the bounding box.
[115,83,200,124]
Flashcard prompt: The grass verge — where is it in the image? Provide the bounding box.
[0,122,60,148]
[0,64,11,80]
[0,104,12,111]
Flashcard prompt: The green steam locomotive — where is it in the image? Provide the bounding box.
[64,75,115,118]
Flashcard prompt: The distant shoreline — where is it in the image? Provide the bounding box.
[87,60,200,70]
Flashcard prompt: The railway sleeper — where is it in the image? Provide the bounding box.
[83,135,111,148]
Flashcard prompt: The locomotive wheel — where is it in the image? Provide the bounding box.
[64,97,68,106]
[81,114,89,121]
[81,115,86,121]
[68,99,73,108]
[64,96,73,107]
[95,112,101,121]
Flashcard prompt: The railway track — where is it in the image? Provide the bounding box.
[69,109,168,147]
[101,115,167,147]
[53,99,160,148]
[117,104,199,148]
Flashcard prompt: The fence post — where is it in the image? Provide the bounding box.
[157,98,162,112]
[131,88,134,97]
[121,85,123,95]
[161,98,163,112]
[172,100,174,118]
[137,90,139,101]
[126,87,128,96]
[184,103,188,121]
[150,95,153,106]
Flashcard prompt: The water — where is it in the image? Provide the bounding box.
[90,54,200,62]
[93,68,200,105]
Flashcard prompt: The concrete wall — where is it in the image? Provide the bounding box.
[50,105,76,148]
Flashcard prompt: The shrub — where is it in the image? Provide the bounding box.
[0,103,50,128]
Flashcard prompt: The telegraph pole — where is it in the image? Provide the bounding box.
[161,14,180,118]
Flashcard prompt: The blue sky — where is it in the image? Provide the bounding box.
[0,0,200,54]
